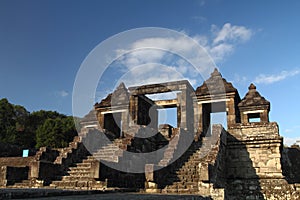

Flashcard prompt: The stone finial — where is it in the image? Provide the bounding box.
[211,68,221,77]
[117,82,126,90]
[196,68,237,96]
[248,83,256,90]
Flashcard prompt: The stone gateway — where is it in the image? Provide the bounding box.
[1,69,300,200]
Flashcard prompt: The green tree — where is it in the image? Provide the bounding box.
[12,104,36,148]
[0,98,17,144]
[28,110,66,131]
[0,98,78,149]
[35,117,77,148]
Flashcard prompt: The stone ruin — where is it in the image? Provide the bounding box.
[1,68,300,199]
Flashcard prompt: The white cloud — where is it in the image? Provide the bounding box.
[231,74,248,85]
[284,129,293,133]
[197,0,206,7]
[59,90,69,97]
[192,16,207,23]
[284,137,300,147]
[254,69,300,84]
[116,38,213,87]
[209,43,234,62]
[212,23,253,45]
[113,23,253,89]
[116,63,190,87]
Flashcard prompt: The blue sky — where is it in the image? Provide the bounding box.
[1,0,300,145]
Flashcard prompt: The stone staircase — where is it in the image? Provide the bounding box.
[157,127,223,194]
[54,136,82,165]
[50,156,105,189]
[160,141,207,193]
[50,126,141,189]
[91,125,140,162]
[6,180,31,188]
[92,140,123,162]
[158,128,181,166]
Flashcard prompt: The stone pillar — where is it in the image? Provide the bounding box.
[29,161,40,179]
[226,97,236,126]
[260,110,269,122]
[97,111,105,129]
[241,111,248,124]
[177,93,181,128]
[129,95,138,125]
[194,102,202,140]
[149,105,158,130]
[121,110,129,134]
[90,160,100,179]
[186,89,194,132]
[197,103,203,134]
[0,166,7,186]
[180,89,187,130]
[144,164,159,193]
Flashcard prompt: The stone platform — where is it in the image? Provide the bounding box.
[0,188,138,199]
[20,192,211,200]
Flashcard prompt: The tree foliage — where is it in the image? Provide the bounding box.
[35,117,77,148]
[0,98,78,149]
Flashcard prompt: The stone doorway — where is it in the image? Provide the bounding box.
[202,101,226,136]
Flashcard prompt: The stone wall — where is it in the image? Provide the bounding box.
[225,122,300,199]
[6,166,29,185]
[227,122,283,179]
[198,125,227,200]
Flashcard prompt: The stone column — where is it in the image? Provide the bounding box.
[90,160,100,179]
[129,95,138,125]
[194,103,203,140]
[97,111,105,129]
[121,110,129,134]
[185,89,194,132]
[29,161,40,179]
[180,89,187,130]
[144,164,159,193]
[260,110,269,122]
[240,111,248,124]
[177,93,182,128]
[0,166,7,186]
[226,97,236,126]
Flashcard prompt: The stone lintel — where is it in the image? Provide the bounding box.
[100,109,127,114]
[197,98,230,104]
[154,99,178,108]
[129,80,194,95]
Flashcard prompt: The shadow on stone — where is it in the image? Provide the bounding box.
[225,133,264,199]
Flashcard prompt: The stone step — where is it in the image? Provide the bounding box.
[93,156,119,162]
[62,176,94,181]
[68,171,91,177]
[50,180,89,188]
[161,188,178,193]
[96,149,120,154]
[76,163,92,168]
[68,167,91,173]
[176,168,197,174]
[93,151,123,157]
[177,174,199,179]
[82,159,96,163]
[7,179,31,188]
[177,188,197,194]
